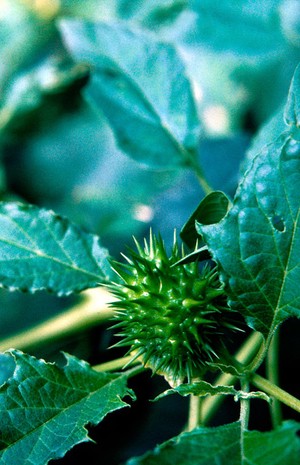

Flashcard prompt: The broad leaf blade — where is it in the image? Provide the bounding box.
[244,421,300,465]
[126,422,241,465]
[126,421,300,465]
[60,19,201,168]
[0,202,111,295]
[0,350,133,465]
[197,132,300,337]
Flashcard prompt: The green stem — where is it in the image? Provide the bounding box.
[188,157,213,195]
[187,395,203,431]
[201,332,263,424]
[93,355,139,372]
[266,330,282,427]
[251,373,300,414]
[0,288,115,352]
[240,377,250,431]
[245,335,267,372]
[124,364,146,379]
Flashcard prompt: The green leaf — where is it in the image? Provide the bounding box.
[180,191,230,248]
[197,130,300,337]
[115,0,188,29]
[126,421,300,465]
[244,421,300,465]
[284,63,300,128]
[189,0,285,58]
[126,421,242,465]
[59,19,201,168]
[0,353,15,386]
[155,380,270,403]
[0,202,112,295]
[0,350,133,465]
[0,60,89,138]
[244,106,287,166]
[172,245,210,266]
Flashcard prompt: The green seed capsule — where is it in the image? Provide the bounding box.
[108,232,242,387]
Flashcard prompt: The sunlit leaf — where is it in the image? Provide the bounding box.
[0,202,111,295]
[0,350,133,465]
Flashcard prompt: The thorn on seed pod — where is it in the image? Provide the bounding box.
[108,230,243,387]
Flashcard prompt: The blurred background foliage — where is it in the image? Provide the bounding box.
[0,1,300,463]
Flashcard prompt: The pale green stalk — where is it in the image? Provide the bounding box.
[201,332,264,424]
[266,330,282,427]
[0,288,115,352]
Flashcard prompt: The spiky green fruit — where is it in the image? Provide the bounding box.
[108,232,241,387]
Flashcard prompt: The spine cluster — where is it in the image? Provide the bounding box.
[108,232,241,386]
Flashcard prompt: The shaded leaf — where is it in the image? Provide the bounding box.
[126,421,300,465]
[115,0,188,29]
[60,19,201,168]
[244,421,300,465]
[180,191,230,248]
[0,60,89,138]
[126,421,241,465]
[172,245,210,266]
[0,202,111,295]
[0,350,133,465]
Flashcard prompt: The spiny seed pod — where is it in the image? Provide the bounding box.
[108,232,242,387]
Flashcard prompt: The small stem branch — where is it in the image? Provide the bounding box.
[124,364,146,379]
[0,288,115,352]
[245,336,267,372]
[189,158,213,195]
[187,395,202,431]
[266,330,282,427]
[251,373,300,414]
[201,332,263,424]
[93,355,139,373]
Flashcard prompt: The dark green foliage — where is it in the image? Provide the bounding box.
[0,2,300,464]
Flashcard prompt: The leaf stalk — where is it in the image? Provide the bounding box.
[251,373,300,414]
[0,288,115,352]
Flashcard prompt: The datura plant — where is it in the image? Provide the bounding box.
[1,3,300,465]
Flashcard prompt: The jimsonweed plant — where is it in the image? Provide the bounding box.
[1,1,300,464]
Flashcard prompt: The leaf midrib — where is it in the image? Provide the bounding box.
[0,236,103,281]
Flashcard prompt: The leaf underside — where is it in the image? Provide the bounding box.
[0,350,132,465]
[0,202,112,295]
